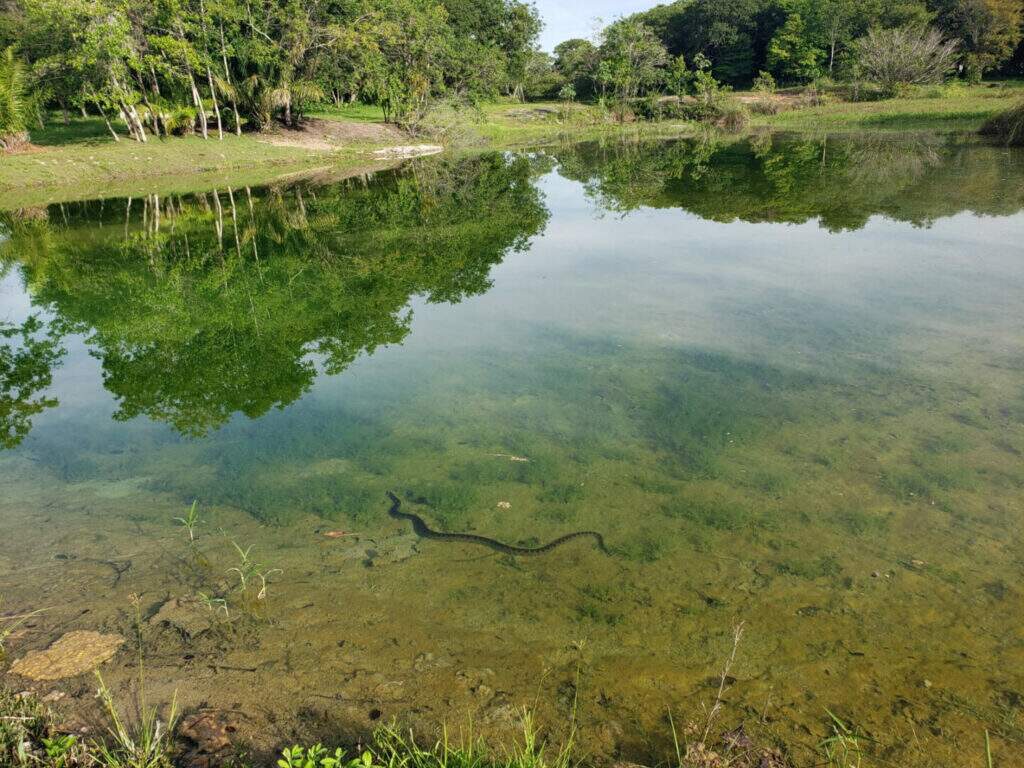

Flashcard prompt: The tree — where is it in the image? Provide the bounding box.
[929,0,1023,80]
[597,19,668,115]
[853,25,959,92]
[553,38,598,99]
[631,0,787,85]
[0,45,29,149]
[522,50,563,101]
[767,12,823,82]
[355,0,455,124]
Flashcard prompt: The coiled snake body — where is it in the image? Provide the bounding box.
[387,492,608,556]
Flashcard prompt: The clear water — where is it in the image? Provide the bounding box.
[1,134,1023,765]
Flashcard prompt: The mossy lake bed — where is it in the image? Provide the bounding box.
[1,134,1023,767]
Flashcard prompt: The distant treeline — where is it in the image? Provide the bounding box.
[0,0,1022,146]
[538,0,1024,101]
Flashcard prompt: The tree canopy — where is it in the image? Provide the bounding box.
[1,0,543,137]
[615,0,1022,85]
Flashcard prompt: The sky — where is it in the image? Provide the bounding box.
[533,0,659,51]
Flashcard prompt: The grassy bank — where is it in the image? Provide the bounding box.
[751,81,1024,132]
[2,82,1022,209]
[0,683,798,768]
[0,117,400,209]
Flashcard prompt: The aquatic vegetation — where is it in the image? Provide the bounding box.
[818,711,863,768]
[2,139,1023,766]
[227,542,281,600]
[173,501,202,542]
[196,591,230,619]
[0,598,44,662]
[93,672,179,768]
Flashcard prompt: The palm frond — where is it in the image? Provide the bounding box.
[0,47,31,140]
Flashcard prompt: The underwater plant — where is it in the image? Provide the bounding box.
[227,542,281,600]
[819,710,863,768]
[196,591,230,619]
[0,597,45,663]
[173,501,202,542]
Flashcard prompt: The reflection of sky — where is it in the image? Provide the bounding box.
[534,0,658,50]
[0,269,33,325]
[1,268,113,417]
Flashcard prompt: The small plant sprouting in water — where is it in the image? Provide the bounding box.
[196,591,230,619]
[173,501,202,542]
[227,542,257,590]
[0,597,45,662]
[820,710,863,768]
[227,542,281,600]
[257,569,283,601]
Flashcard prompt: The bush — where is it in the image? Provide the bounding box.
[749,99,780,115]
[713,101,749,132]
[752,71,777,94]
[406,97,484,145]
[980,101,1024,146]
[796,85,834,108]
[852,26,958,96]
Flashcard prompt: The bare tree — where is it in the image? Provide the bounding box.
[853,26,959,93]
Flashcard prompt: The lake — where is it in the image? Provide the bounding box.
[1,133,1022,766]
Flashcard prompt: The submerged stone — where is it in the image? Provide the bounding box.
[9,631,124,680]
[149,597,211,639]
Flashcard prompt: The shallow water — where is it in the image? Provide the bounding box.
[1,134,1023,765]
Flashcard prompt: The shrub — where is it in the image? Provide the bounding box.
[713,101,749,132]
[749,99,780,115]
[406,97,484,145]
[752,71,777,94]
[852,26,958,95]
[980,101,1024,146]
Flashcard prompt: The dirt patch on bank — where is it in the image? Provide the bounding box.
[258,118,407,150]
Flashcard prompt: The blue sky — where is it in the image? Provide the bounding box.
[534,0,660,51]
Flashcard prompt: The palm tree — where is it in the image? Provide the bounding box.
[0,47,30,151]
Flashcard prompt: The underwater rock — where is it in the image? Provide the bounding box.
[179,711,236,768]
[9,631,124,680]
[149,597,210,639]
[336,534,419,567]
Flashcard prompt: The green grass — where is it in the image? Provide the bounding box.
[310,103,388,123]
[1,115,393,208]
[752,81,1024,132]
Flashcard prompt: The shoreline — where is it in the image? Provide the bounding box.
[3,85,1021,210]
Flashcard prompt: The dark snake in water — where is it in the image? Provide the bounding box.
[386,492,608,556]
